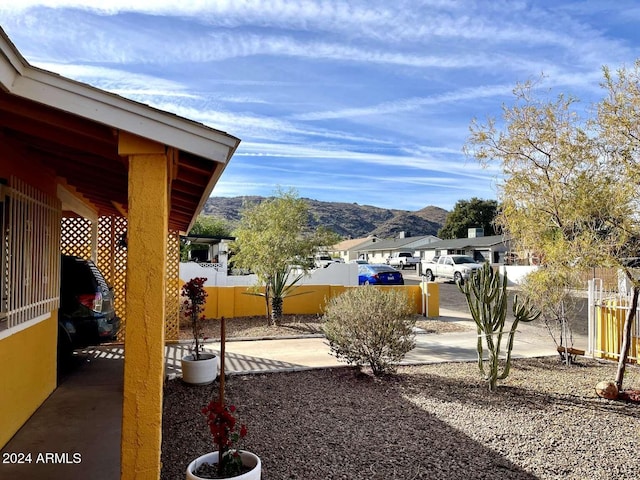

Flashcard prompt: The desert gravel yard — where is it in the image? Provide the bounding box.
[161,357,640,480]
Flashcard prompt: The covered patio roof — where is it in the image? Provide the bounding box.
[0,29,240,232]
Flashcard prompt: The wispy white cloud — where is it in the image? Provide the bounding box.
[291,84,515,121]
[2,0,637,213]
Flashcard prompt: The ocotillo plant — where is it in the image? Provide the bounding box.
[458,263,540,391]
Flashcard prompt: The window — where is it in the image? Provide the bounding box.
[0,177,60,333]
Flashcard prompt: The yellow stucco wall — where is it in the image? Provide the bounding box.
[120,149,168,480]
[195,284,429,318]
[596,301,639,362]
[0,315,57,447]
[0,157,59,449]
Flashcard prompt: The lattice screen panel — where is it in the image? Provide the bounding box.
[165,230,180,341]
[62,215,179,343]
[98,216,128,342]
[60,217,93,259]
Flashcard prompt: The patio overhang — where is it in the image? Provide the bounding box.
[0,29,240,233]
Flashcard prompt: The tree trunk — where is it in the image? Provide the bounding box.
[264,283,272,326]
[271,296,283,325]
[615,285,638,391]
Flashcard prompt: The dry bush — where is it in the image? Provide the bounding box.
[323,287,416,375]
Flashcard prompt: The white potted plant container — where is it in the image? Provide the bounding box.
[187,399,260,479]
[186,450,261,480]
[181,351,218,385]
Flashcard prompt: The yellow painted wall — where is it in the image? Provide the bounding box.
[196,284,426,318]
[596,301,638,362]
[0,156,59,449]
[120,150,168,480]
[422,282,440,318]
[0,315,57,448]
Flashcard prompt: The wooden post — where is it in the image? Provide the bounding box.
[219,316,226,403]
[217,316,226,476]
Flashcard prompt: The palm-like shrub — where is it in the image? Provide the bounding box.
[323,287,416,376]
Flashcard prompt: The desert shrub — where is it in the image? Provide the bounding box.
[323,287,416,376]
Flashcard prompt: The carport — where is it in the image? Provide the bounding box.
[0,27,240,479]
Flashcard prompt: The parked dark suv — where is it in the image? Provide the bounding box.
[58,255,120,355]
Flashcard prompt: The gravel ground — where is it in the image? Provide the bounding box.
[161,356,640,480]
[179,314,471,340]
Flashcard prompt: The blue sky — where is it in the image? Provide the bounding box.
[2,1,639,211]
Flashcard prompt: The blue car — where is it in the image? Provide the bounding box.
[358,264,404,285]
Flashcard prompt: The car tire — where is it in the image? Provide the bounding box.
[425,270,435,282]
[454,272,463,285]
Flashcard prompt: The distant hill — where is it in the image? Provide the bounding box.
[202,196,449,239]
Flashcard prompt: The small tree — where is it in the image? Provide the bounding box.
[519,266,581,364]
[323,287,416,376]
[459,263,540,391]
[181,277,208,360]
[231,188,339,325]
[466,74,640,392]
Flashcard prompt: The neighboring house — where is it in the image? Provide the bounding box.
[183,234,234,266]
[356,234,440,264]
[418,234,510,264]
[0,27,239,480]
[328,236,378,262]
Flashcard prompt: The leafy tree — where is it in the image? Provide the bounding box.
[231,188,339,325]
[190,215,233,237]
[518,266,581,364]
[597,61,640,390]
[465,72,640,393]
[437,198,498,239]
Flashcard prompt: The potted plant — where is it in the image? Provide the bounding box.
[180,277,218,385]
[186,400,261,479]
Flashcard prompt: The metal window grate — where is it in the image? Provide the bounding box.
[2,176,61,330]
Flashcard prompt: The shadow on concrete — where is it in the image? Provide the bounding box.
[1,349,123,480]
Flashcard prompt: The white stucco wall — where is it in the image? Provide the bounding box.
[498,265,538,285]
[180,262,358,286]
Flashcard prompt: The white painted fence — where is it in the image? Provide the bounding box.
[180,261,358,287]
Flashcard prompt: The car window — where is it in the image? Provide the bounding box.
[62,256,99,295]
[453,256,477,264]
[445,258,453,265]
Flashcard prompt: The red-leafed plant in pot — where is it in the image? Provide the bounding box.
[180,277,218,385]
[185,401,260,479]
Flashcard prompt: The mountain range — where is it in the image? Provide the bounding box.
[202,196,449,239]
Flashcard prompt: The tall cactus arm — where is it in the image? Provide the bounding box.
[499,294,542,380]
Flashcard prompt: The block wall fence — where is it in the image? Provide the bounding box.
[184,284,440,319]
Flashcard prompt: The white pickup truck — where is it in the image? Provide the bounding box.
[386,251,420,269]
[422,254,482,284]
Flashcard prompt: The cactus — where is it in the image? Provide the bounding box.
[458,263,540,391]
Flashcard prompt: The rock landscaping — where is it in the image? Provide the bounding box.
[161,356,640,480]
